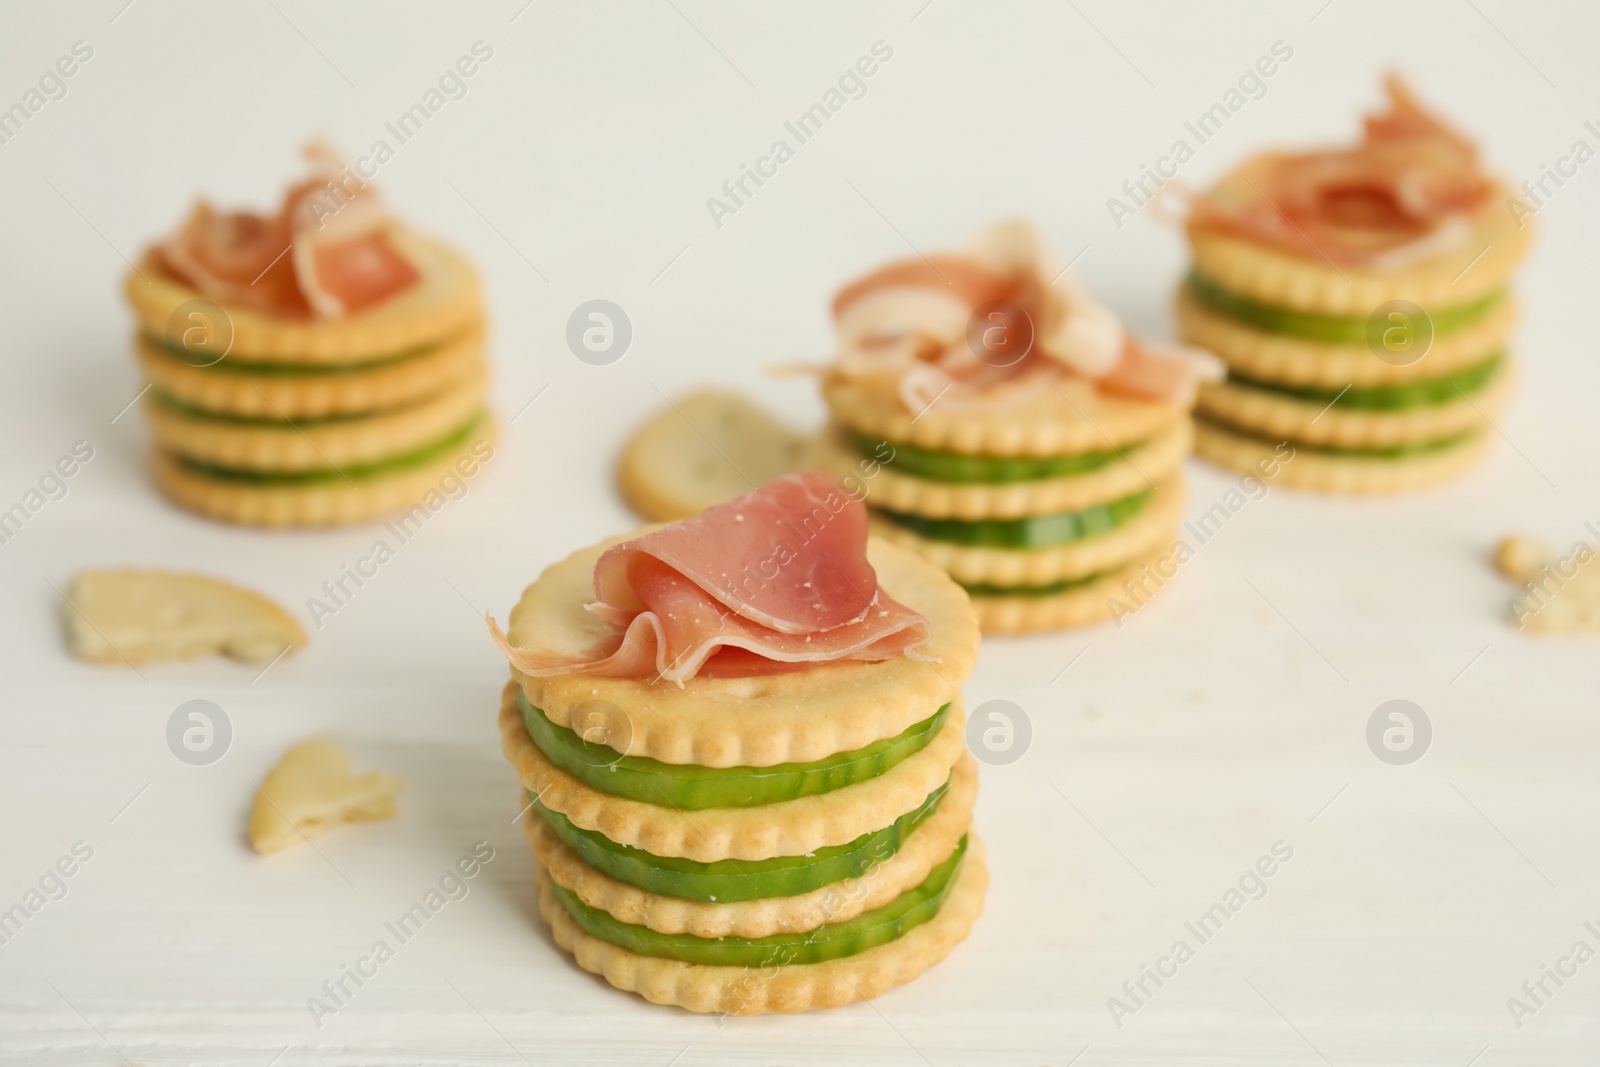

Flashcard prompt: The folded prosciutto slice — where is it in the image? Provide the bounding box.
[832,220,1220,411]
[156,141,421,320]
[1188,75,1493,268]
[489,472,932,685]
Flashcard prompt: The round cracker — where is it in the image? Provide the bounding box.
[1193,420,1492,494]
[144,363,488,471]
[1187,175,1532,314]
[135,328,485,419]
[498,682,965,863]
[617,390,813,522]
[525,753,977,938]
[1175,284,1516,388]
[150,417,496,527]
[124,231,482,363]
[822,371,1185,457]
[870,475,1185,587]
[534,834,987,1015]
[503,536,979,768]
[816,420,1191,521]
[970,540,1176,635]
[1195,357,1513,449]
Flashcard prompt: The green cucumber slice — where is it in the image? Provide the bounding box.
[1198,416,1476,459]
[153,389,389,427]
[530,779,949,902]
[879,488,1152,548]
[1225,353,1503,411]
[550,836,967,966]
[854,432,1132,484]
[959,570,1110,598]
[150,334,440,376]
[174,413,485,485]
[520,691,948,810]
[1187,271,1503,344]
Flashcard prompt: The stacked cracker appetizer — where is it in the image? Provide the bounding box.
[124,144,492,526]
[816,222,1220,633]
[1180,78,1531,493]
[489,473,985,1014]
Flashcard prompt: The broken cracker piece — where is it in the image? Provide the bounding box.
[1493,535,1548,582]
[617,389,814,521]
[64,569,305,666]
[249,739,405,854]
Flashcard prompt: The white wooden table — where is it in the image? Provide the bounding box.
[3,1,1598,1063]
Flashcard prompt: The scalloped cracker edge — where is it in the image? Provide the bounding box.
[499,682,966,863]
[504,536,979,768]
[534,834,987,1014]
[817,419,1191,520]
[150,417,495,528]
[870,474,1185,586]
[125,231,482,363]
[1194,420,1491,494]
[526,753,977,938]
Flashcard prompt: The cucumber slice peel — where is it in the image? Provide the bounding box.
[520,692,949,810]
[1225,353,1503,411]
[530,779,949,902]
[879,488,1152,548]
[549,835,968,965]
[1188,271,1503,344]
[853,432,1133,484]
[1199,416,1476,459]
[173,413,485,485]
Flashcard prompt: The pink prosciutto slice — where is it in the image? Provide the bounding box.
[156,141,420,320]
[1188,76,1493,267]
[830,220,1220,411]
[488,472,931,685]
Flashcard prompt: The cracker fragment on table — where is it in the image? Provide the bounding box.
[63,569,305,665]
[249,739,405,854]
[617,390,813,521]
[1499,536,1600,635]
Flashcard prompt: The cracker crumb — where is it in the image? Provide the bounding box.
[1493,535,1548,582]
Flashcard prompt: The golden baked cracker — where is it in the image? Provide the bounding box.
[822,372,1185,457]
[125,231,482,363]
[870,475,1185,587]
[969,540,1177,635]
[526,754,977,939]
[1194,420,1491,494]
[1188,177,1532,314]
[63,568,305,665]
[249,738,405,854]
[506,537,979,768]
[815,420,1191,521]
[534,835,987,1015]
[136,329,485,420]
[1195,358,1513,449]
[618,390,814,522]
[1175,285,1517,388]
[145,363,487,472]
[150,417,496,528]
[499,685,965,863]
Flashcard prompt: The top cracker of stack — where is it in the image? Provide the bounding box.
[124,143,493,527]
[1180,77,1533,494]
